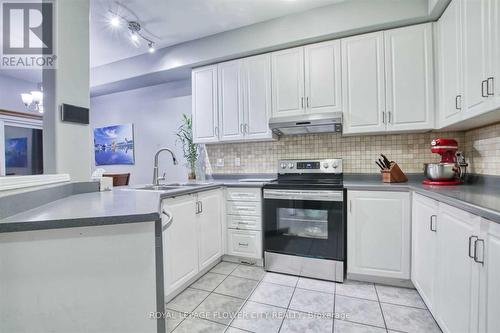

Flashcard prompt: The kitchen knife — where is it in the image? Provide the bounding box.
[375,161,384,170]
[378,159,387,170]
[381,154,391,168]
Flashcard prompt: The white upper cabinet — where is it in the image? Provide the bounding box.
[342,32,386,134]
[218,60,245,142]
[462,0,490,117]
[384,24,434,131]
[347,190,410,280]
[437,0,463,127]
[192,65,219,143]
[243,54,273,140]
[491,0,500,101]
[304,40,342,114]
[271,47,305,117]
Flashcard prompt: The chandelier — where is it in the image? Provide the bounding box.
[21,88,44,113]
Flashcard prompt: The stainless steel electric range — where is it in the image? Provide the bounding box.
[263,158,345,282]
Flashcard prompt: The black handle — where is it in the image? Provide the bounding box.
[455,95,461,110]
[488,77,494,96]
[468,235,478,259]
[474,239,484,264]
[482,80,488,97]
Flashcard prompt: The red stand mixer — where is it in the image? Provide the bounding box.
[422,138,468,185]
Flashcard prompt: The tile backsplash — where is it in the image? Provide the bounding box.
[464,123,500,175]
[205,123,500,176]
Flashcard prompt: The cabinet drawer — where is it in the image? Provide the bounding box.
[227,215,261,231]
[227,229,262,259]
[226,188,262,202]
[226,200,262,216]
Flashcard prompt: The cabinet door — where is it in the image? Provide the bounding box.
[437,0,463,127]
[218,60,245,142]
[192,65,219,143]
[411,194,438,311]
[304,40,342,114]
[491,0,500,101]
[197,190,223,270]
[271,47,305,117]
[384,23,434,131]
[347,191,410,279]
[243,54,273,140]
[435,203,480,333]
[342,32,386,134]
[462,0,490,117]
[478,220,500,333]
[162,195,198,296]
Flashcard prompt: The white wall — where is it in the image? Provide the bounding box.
[0,75,39,113]
[90,80,192,185]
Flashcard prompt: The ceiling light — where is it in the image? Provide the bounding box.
[20,89,44,113]
[110,16,120,27]
[148,42,155,53]
[130,32,139,42]
[21,93,33,106]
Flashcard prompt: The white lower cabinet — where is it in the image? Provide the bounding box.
[347,190,410,280]
[227,229,262,259]
[478,219,500,333]
[411,193,438,311]
[225,187,263,260]
[411,194,500,333]
[162,189,223,298]
[161,194,198,297]
[435,203,480,333]
[197,190,223,270]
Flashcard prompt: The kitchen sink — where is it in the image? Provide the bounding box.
[134,182,214,191]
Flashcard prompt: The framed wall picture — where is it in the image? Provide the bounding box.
[93,124,135,165]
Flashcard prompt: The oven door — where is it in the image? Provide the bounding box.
[263,189,345,261]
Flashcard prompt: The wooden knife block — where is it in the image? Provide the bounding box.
[381,162,408,183]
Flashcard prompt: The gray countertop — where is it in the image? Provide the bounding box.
[1,174,499,233]
[344,175,500,223]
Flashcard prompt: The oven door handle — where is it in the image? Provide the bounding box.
[263,190,343,202]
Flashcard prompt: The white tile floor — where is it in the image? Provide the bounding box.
[165,261,442,333]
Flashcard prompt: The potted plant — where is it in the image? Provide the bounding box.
[176,113,199,180]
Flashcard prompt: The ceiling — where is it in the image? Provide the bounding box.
[90,0,345,68]
[0,69,42,84]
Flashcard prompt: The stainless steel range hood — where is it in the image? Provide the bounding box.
[269,112,342,136]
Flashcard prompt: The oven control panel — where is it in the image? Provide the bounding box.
[278,159,343,174]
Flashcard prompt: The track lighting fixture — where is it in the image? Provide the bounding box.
[108,11,156,53]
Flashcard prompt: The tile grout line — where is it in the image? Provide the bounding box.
[277,275,300,333]
[223,266,267,332]
[170,262,240,333]
[374,284,389,332]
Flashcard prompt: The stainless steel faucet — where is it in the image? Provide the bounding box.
[152,148,178,186]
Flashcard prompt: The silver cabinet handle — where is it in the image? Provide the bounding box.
[474,239,485,264]
[468,235,478,259]
[487,77,494,96]
[195,201,200,214]
[430,215,437,232]
[306,97,310,108]
[238,242,249,247]
[382,112,386,124]
[214,126,219,137]
[301,97,304,108]
[388,111,392,124]
[245,124,248,133]
[161,209,173,231]
[199,200,203,213]
[455,95,462,110]
[240,124,244,133]
[482,80,488,98]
